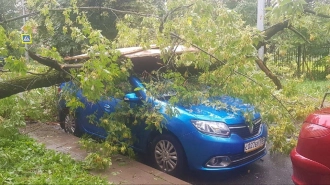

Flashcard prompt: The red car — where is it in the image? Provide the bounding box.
[291,93,330,185]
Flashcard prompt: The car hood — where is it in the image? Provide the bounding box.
[167,96,260,125]
[305,107,330,129]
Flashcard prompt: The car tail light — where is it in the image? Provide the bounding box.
[299,122,330,138]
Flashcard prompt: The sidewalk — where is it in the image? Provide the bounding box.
[20,122,190,185]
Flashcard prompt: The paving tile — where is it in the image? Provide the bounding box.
[21,123,190,185]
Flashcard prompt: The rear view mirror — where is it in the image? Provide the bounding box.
[124,93,140,102]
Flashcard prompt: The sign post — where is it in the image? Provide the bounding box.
[21,34,32,44]
[21,0,29,61]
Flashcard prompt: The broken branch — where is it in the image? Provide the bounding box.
[288,25,311,44]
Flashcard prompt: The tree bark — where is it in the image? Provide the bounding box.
[0,71,69,99]
[255,59,282,90]
[256,20,289,50]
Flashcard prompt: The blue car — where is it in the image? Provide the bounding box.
[58,76,267,175]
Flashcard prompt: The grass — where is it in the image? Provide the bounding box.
[294,80,330,98]
[0,88,109,185]
[0,131,109,185]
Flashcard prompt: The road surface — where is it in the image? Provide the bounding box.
[139,149,294,184]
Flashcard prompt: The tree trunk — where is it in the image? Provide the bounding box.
[0,71,69,99]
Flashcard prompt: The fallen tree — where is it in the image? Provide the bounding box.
[2,1,328,99]
[0,45,197,99]
[0,18,315,98]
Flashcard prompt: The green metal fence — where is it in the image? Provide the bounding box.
[273,45,330,80]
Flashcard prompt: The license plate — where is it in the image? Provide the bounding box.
[244,137,265,153]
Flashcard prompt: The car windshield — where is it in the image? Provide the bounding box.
[137,75,207,101]
[157,88,177,100]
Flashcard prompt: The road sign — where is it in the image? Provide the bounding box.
[21,34,32,44]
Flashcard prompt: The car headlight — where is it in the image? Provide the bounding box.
[191,120,230,136]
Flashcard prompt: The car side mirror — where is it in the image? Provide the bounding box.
[124,93,140,102]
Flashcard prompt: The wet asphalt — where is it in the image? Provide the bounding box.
[183,152,293,184]
[139,150,294,185]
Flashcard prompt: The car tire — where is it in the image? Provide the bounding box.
[151,134,186,176]
[59,109,67,130]
[63,113,82,137]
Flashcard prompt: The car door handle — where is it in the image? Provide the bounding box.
[104,104,111,112]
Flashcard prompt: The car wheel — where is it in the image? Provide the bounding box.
[64,113,82,137]
[59,109,67,130]
[151,134,186,176]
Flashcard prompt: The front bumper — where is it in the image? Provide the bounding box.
[180,123,267,171]
[290,147,330,185]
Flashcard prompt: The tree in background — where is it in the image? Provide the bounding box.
[0,0,22,30]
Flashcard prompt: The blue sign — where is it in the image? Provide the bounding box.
[21,34,32,44]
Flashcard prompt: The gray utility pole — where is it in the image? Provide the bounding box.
[257,0,265,61]
[21,0,29,61]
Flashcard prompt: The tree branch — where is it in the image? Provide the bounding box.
[0,12,39,25]
[170,32,225,65]
[256,20,289,49]
[288,25,311,44]
[28,51,85,71]
[304,8,330,18]
[28,51,64,71]
[255,59,282,89]
[62,63,84,70]
[170,32,292,118]
[159,4,194,33]
[170,32,282,89]
[0,6,158,25]
[254,8,330,50]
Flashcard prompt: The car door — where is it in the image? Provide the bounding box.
[75,94,120,138]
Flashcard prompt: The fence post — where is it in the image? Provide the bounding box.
[297,46,301,77]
